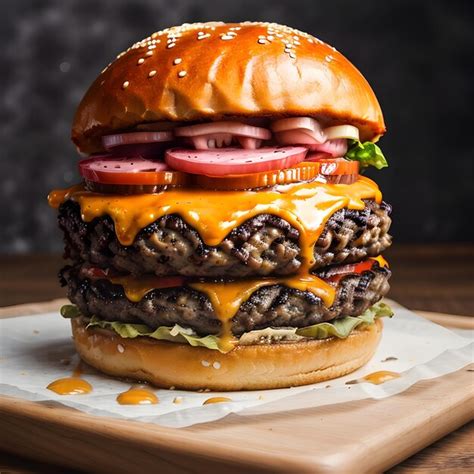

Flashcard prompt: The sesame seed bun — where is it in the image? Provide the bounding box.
[71,317,383,391]
[72,21,385,154]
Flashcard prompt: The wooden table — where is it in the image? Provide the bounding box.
[1,245,473,472]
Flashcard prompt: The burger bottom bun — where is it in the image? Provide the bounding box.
[71,318,383,391]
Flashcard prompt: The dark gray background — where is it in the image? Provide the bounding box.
[2,0,473,253]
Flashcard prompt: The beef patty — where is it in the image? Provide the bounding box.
[61,263,391,336]
[58,200,392,278]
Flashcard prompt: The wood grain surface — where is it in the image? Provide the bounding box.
[0,246,473,472]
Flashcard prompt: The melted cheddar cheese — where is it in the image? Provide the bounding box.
[49,177,383,349]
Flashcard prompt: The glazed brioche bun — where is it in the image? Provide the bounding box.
[72,21,385,154]
[71,317,383,391]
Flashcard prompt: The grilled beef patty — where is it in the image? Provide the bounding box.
[61,263,391,336]
[58,200,391,278]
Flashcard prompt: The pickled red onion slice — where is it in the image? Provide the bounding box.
[271,117,326,144]
[175,121,271,150]
[102,131,173,150]
[175,121,271,139]
[308,139,348,157]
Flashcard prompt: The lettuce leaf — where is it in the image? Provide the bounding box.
[295,301,393,338]
[346,140,388,169]
[86,317,222,351]
[62,302,393,353]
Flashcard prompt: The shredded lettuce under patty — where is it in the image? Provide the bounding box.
[61,302,392,353]
[345,140,388,170]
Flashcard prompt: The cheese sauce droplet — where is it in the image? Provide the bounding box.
[203,396,232,405]
[116,387,159,405]
[47,377,92,395]
[47,361,92,395]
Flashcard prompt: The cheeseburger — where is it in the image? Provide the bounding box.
[49,22,393,391]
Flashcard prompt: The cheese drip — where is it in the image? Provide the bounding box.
[49,177,383,349]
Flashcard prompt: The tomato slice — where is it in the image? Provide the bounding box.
[194,158,359,190]
[320,258,382,284]
[79,155,190,186]
[194,162,319,190]
[165,147,308,176]
[305,153,359,184]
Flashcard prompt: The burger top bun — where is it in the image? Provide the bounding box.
[72,22,385,153]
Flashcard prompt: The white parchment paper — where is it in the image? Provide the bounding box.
[0,304,472,427]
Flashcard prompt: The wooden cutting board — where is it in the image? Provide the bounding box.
[0,300,473,473]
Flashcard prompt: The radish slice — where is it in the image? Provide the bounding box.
[102,131,173,150]
[308,139,348,157]
[165,147,308,176]
[323,125,360,141]
[272,117,326,146]
[79,155,189,186]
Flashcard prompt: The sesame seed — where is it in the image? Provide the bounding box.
[167,43,176,49]
[267,35,274,41]
[325,55,333,62]
[220,34,234,40]
[148,70,157,77]
[212,361,221,369]
[201,360,210,367]
[258,35,266,39]
[148,45,156,49]
[173,58,182,65]
[145,51,153,56]
[122,81,129,89]
[289,52,296,59]
[258,38,267,44]
[178,70,187,78]
[137,58,145,65]
[117,344,125,353]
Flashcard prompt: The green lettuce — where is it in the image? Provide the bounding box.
[295,301,393,338]
[61,302,392,353]
[86,317,222,351]
[346,140,388,169]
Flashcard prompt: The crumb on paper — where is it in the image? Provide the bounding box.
[33,330,40,334]
[173,396,183,404]
[381,356,398,362]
